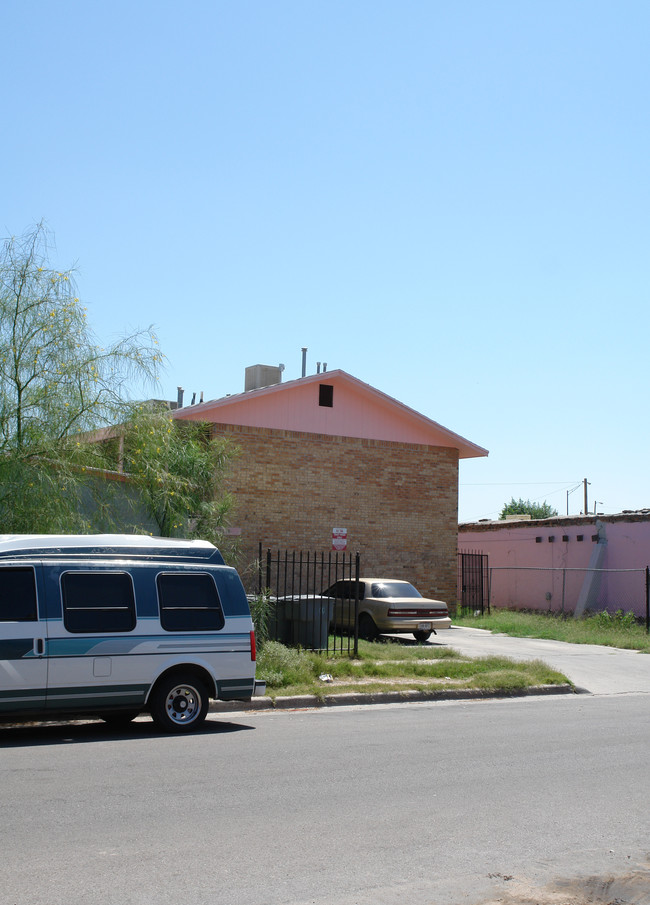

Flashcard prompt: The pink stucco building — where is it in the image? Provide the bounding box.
[458,512,650,619]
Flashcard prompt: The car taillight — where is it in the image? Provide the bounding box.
[250,629,257,661]
[387,608,448,617]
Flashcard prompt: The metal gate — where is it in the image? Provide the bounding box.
[252,546,361,655]
[457,552,489,615]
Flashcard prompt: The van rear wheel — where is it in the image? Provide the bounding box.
[150,675,209,733]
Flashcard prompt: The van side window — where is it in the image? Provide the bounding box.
[0,567,38,622]
[62,572,136,633]
[157,573,225,632]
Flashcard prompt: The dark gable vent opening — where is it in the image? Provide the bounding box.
[319,384,334,407]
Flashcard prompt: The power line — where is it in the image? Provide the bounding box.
[460,481,581,486]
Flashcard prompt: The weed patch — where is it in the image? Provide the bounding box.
[455,609,650,652]
[255,641,569,698]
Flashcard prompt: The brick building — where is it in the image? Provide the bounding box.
[175,368,487,603]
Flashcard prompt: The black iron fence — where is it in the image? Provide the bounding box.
[251,546,361,655]
[457,552,489,615]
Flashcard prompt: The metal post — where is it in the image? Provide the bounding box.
[646,567,649,634]
[487,566,492,615]
[353,552,360,657]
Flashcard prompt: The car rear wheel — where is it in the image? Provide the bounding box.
[150,674,209,733]
[413,630,432,643]
[358,613,379,641]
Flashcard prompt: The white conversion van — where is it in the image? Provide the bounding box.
[0,534,265,732]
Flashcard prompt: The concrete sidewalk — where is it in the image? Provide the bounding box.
[435,625,650,695]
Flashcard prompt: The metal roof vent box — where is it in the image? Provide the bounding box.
[245,364,284,392]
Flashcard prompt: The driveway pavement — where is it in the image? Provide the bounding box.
[434,625,650,695]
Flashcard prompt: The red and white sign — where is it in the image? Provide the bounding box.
[332,527,347,551]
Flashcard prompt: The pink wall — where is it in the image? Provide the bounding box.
[175,370,488,458]
[459,515,650,617]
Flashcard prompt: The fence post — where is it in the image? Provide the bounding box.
[353,551,360,657]
[646,567,649,634]
[487,566,492,615]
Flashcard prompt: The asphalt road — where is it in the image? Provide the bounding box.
[1,691,648,905]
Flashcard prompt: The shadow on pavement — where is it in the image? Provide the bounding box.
[0,715,255,748]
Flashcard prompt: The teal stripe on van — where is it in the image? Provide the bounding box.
[46,683,149,709]
[0,687,47,702]
[46,633,250,657]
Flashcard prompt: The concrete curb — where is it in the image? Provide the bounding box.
[210,683,579,713]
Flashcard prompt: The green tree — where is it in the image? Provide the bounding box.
[0,222,162,532]
[499,497,558,520]
[120,406,238,549]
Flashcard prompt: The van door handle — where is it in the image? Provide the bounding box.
[35,638,44,656]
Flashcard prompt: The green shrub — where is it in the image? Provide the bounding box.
[256,641,321,688]
[248,592,274,649]
[590,609,638,630]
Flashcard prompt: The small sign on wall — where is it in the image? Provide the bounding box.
[332,527,347,551]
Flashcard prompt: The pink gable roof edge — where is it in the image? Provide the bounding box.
[174,369,488,459]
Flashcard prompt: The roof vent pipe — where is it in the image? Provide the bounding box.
[316,362,321,373]
[177,386,184,408]
[301,347,307,377]
[199,391,204,403]
[323,363,327,372]
[191,392,196,405]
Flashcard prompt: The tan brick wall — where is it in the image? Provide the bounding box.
[213,423,459,604]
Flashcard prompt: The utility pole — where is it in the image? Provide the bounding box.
[583,478,590,515]
[567,483,580,515]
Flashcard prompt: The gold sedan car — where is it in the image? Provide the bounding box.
[323,577,451,643]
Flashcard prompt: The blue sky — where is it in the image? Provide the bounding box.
[3,1,649,522]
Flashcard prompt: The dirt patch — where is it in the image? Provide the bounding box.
[477,863,650,905]
[325,676,465,687]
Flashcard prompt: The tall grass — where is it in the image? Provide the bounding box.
[454,609,650,652]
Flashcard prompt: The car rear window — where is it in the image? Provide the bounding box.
[371,582,422,599]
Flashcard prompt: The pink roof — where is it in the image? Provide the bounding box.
[174,369,488,459]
